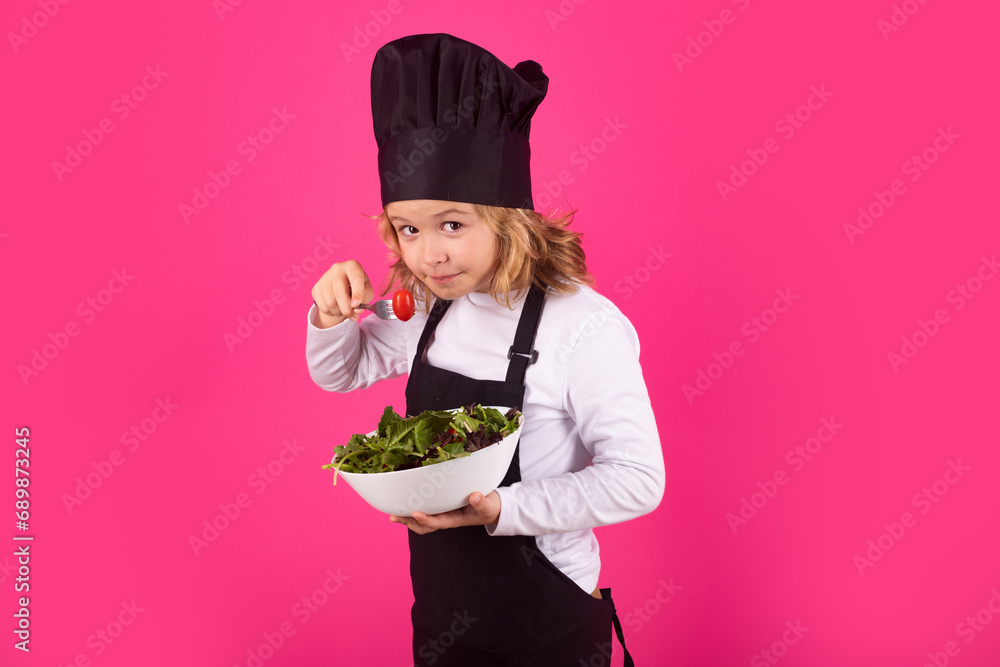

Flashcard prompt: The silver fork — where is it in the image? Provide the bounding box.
[354,299,397,320]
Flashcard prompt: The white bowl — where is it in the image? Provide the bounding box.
[332,406,522,516]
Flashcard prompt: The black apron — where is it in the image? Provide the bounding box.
[404,284,635,667]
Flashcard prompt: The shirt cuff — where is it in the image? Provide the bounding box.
[485,485,516,536]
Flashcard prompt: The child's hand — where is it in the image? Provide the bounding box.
[311,260,375,328]
[388,491,502,535]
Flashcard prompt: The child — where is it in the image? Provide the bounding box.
[306,33,664,667]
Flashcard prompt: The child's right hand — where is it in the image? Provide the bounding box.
[311,260,375,329]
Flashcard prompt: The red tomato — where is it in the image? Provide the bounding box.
[392,289,415,321]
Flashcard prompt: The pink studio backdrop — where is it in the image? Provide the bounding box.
[4,1,999,665]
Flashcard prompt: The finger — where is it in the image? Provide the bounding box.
[346,265,370,311]
[470,492,496,511]
[311,283,336,317]
[469,491,501,525]
[313,264,353,317]
[389,515,411,528]
[411,510,465,531]
[333,272,356,322]
[390,515,435,534]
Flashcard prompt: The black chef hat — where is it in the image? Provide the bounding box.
[371,33,548,210]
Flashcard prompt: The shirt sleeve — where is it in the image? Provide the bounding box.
[305,303,410,392]
[487,310,665,536]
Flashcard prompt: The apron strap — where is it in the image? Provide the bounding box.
[414,297,453,360]
[600,588,636,667]
[416,286,546,388]
[504,282,547,385]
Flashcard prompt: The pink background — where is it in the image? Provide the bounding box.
[4,1,999,665]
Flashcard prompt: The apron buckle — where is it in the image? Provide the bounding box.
[507,345,539,364]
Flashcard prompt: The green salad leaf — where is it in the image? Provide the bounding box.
[322,403,522,484]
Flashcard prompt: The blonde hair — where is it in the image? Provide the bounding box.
[368,204,594,312]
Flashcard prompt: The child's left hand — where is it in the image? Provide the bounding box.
[389,491,501,534]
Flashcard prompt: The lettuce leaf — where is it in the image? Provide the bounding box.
[322,403,522,478]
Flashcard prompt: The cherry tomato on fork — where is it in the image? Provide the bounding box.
[393,289,415,321]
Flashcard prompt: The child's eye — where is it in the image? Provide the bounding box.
[443,221,463,232]
[397,225,418,237]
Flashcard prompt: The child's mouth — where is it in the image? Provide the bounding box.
[429,273,461,284]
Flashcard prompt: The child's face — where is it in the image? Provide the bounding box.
[386,199,498,300]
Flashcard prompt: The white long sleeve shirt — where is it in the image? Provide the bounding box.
[305,284,665,593]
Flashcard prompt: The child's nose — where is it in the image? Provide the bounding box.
[420,238,446,265]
